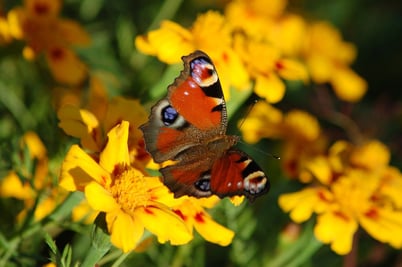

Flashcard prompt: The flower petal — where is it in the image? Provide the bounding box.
[359,207,402,249]
[99,121,130,173]
[108,211,144,252]
[60,145,111,191]
[314,211,358,255]
[193,211,234,246]
[135,202,192,245]
[85,181,119,212]
[279,187,332,223]
[254,73,285,103]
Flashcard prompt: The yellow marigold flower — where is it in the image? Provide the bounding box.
[60,121,192,252]
[135,11,250,97]
[58,95,149,166]
[239,101,283,144]
[172,196,234,246]
[281,110,320,142]
[234,35,308,103]
[303,21,367,102]
[266,14,307,56]
[279,140,402,255]
[7,0,90,85]
[225,0,287,40]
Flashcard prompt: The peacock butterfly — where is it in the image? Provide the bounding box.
[140,50,269,202]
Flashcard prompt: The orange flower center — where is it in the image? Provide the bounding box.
[110,168,149,214]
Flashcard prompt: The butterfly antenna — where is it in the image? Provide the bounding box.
[237,100,280,160]
[237,99,258,131]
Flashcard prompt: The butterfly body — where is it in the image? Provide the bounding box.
[140,51,269,201]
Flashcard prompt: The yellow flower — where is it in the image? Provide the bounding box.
[279,140,402,255]
[225,0,287,40]
[239,101,283,144]
[135,11,250,98]
[0,131,66,222]
[303,22,367,102]
[172,196,235,246]
[234,35,308,103]
[60,121,192,252]
[58,95,149,166]
[7,0,90,85]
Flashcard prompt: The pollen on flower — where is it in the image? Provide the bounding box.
[109,167,149,213]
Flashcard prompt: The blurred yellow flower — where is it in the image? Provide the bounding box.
[225,0,287,40]
[0,132,62,222]
[7,0,90,85]
[303,22,367,102]
[279,140,402,255]
[58,95,149,166]
[234,36,308,103]
[60,121,193,252]
[135,11,250,98]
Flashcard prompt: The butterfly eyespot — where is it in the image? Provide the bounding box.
[244,172,268,195]
[190,58,218,87]
[161,105,178,126]
[195,173,211,192]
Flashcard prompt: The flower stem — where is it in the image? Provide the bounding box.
[267,220,322,267]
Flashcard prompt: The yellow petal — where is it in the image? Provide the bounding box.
[279,188,333,223]
[71,200,98,224]
[99,121,130,173]
[0,171,34,199]
[58,19,91,46]
[46,47,87,86]
[85,181,120,212]
[7,8,25,39]
[135,202,192,245]
[135,20,194,64]
[254,73,285,103]
[306,55,333,84]
[193,211,234,246]
[276,59,309,83]
[350,140,390,170]
[359,207,402,248]
[239,101,283,143]
[60,145,111,191]
[283,110,321,141]
[108,211,144,252]
[22,131,46,159]
[314,211,358,255]
[331,68,367,102]
[303,156,332,185]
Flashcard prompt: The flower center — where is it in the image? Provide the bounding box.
[110,167,149,214]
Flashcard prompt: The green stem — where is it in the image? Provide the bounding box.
[147,0,184,31]
[267,220,322,267]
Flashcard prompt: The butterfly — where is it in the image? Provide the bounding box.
[140,50,269,202]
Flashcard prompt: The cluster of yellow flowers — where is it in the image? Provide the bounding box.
[0,0,400,261]
[136,0,366,103]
